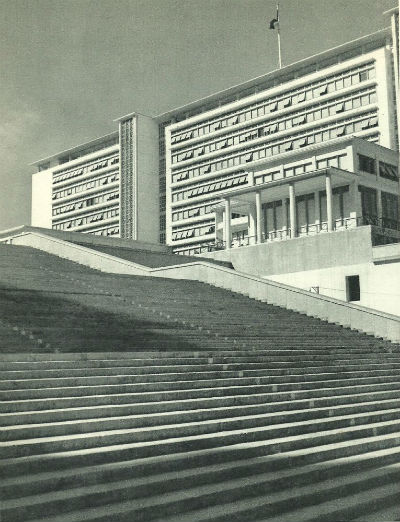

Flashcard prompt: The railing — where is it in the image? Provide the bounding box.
[204,215,400,252]
[360,215,400,231]
[197,239,226,253]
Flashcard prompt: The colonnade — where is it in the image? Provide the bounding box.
[218,174,336,248]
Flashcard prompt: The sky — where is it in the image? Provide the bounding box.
[0,0,396,230]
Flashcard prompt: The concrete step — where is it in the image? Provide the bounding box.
[3,380,400,413]
[2,417,400,478]
[3,396,400,441]
[353,502,400,521]
[1,243,400,522]
[0,351,396,369]
[152,464,400,522]
[15,455,400,522]
[4,373,400,402]
[2,367,400,392]
[3,387,400,427]
[2,430,399,502]
[0,408,400,458]
[3,408,400,459]
[3,443,400,522]
[254,474,400,522]
[2,360,400,381]
[4,427,400,499]
[1,349,398,371]
[0,344,396,363]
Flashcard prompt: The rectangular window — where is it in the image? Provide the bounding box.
[359,185,378,219]
[379,161,398,181]
[358,154,376,174]
[346,275,360,302]
[381,191,399,229]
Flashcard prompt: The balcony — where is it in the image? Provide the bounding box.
[201,215,400,253]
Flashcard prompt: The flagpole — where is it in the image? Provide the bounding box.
[277,3,282,68]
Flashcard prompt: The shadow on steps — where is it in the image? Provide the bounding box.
[0,285,209,354]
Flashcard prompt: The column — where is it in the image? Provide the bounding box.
[377,188,383,223]
[224,198,231,249]
[248,204,256,243]
[349,181,361,227]
[283,198,289,237]
[325,174,333,232]
[314,189,321,232]
[255,190,263,243]
[289,183,297,238]
[215,209,223,244]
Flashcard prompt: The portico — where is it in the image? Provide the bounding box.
[214,167,363,249]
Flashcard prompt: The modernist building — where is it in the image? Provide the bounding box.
[164,29,398,255]
[31,19,399,253]
[209,137,399,249]
[31,113,159,243]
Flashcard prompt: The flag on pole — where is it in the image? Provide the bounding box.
[269,4,282,69]
[269,5,279,29]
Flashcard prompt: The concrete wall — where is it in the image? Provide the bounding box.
[265,259,400,317]
[31,170,52,228]
[10,232,151,276]
[0,225,168,252]
[201,226,374,278]
[373,242,400,263]
[136,114,160,244]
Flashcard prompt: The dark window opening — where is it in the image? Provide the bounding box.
[358,154,376,174]
[347,275,360,302]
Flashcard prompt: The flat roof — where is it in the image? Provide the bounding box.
[31,131,119,167]
[153,28,390,123]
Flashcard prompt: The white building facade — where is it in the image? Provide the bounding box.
[164,29,398,255]
[31,113,159,243]
[30,24,398,253]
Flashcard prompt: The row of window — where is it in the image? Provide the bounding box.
[52,191,119,217]
[254,162,314,185]
[358,185,399,223]
[172,222,215,241]
[171,112,378,189]
[315,153,347,170]
[52,173,119,200]
[172,174,248,202]
[174,243,212,256]
[52,206,119,230]
[53,155,119,185]
[172,201,218,222]
[171,88,377,165]
[92,226,120,237]
[254,154,348,186]
[170,63,375,144]
[358,154,399,180]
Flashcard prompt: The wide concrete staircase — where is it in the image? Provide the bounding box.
[1,244,400,522]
